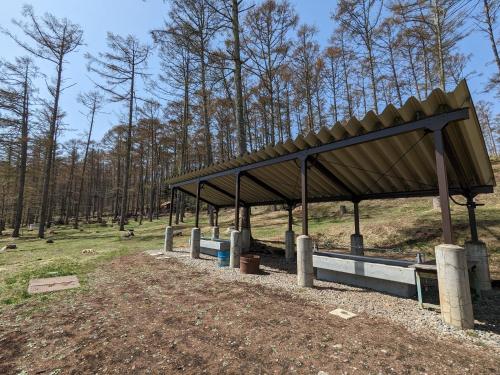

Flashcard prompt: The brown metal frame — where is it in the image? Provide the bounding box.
[169,108,494,245]
[353,201,360,235]
[234,172,241,231]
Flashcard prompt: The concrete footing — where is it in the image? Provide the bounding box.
[241,228,251,253]
[285,230,295,261]
[350,234,364,256]
[211,226,220,240]
[190,228,200,259]
[297,235,314,287]
[435,244,474,329]
[164,226,173,253]
[465,240,491,291]
[230,230,241,268]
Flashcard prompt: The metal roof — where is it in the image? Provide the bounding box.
[167,80,496,208]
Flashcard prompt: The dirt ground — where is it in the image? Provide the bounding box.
[1,253,499,374]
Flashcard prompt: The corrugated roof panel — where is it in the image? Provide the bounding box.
[167,80,495,207]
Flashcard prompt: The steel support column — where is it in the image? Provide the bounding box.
[169,187,175,226]
[301,157,309,236]
[195,181,201,228]
[234,172,241,231]
[434,129,453,244]
[353,201,360,235]
[215,207,219,227]
[466,195,479,242]
[288,205,293,232]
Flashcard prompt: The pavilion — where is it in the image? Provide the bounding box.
[165,80,495,330]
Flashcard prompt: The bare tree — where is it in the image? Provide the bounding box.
[0,57,38,237]
[293,24,320,132]
[73,91,104,229]
[87,33,150,231]
[476,101,499,156]
[2,5,83,238]
[475,0,500,94]
[392,0,476,91]
[167,0,222,166]
[335,0,384,113]
[243,0,298,145]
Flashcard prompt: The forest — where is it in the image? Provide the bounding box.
[0,0,499,239]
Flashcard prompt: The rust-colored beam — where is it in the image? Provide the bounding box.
[310,157,355,197]
[241,171,290,202]
[353,201,360,235]
[169,187,175,226]
[434,129,453,244]
[234,172,241,231]
[195,181,202,228]
[301,157,309,236]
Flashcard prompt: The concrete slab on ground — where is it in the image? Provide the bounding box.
[145,250,164,256]
[329,308,357,320]
[28,275,80,294]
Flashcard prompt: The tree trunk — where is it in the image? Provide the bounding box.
[12,64,30,237]
[119,59,135,231]
[74,99,96,229]
[38,56,64,238]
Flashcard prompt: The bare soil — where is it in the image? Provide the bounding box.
[1,253,499,374]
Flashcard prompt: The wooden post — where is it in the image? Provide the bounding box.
[353,201,360,235]
[168,187,175,226]
[234,172,241,231]
[466,195,478,242]
[434,129,453,244]
[195,180,201,228]
[301,157,308,236]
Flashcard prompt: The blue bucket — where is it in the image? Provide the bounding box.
[217,250,230,267]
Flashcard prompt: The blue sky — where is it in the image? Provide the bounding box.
[0,0,497,143]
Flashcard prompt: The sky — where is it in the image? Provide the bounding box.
[0,0,497,144]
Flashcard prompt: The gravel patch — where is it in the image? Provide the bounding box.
[157,248,500,350]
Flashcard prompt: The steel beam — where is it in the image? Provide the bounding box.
[191,185,493,209]
[310,157,355,197]
[195,181,202,228]
[353,201,360,235]
[466,195,479,242]
[169,187,175,226]
[170,108,469,189]
[241,171,290,202]
[176,187,218,209]
[434,129,453,244]
[235,172,241,231]
[287,205,293,232]
[301,157,309,236]
[203,180,247,206]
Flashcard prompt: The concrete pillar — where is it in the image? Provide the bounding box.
[211,226,220,240]
[190,228,200,259]
[285,230,295,261]
[465,240,491,291]
[230,230,241,268]
[435,244,474,330]
[164,226,173,253]
[241,228,251,253]
[297,235,314,287]
[350,234,364,256]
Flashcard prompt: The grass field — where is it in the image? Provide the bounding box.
[1,159,499,308]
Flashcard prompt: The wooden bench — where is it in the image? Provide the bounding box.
[313,252,417,297]
[199,238,230,257]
